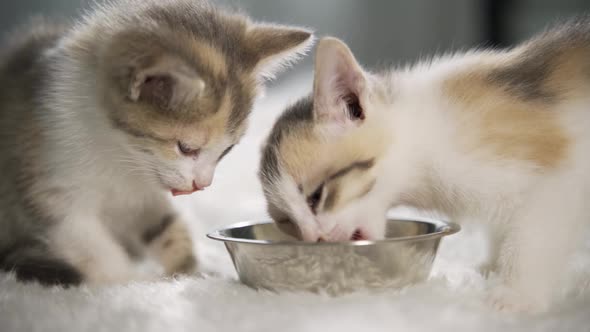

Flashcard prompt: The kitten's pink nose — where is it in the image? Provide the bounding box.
[192,180,203,191]
[298,224,320,242]
[193,177,212,189]
[193,169,214,189]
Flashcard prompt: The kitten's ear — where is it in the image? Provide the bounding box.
[313,37,367,126]
[128,56,205,110]
[246,24,314,81]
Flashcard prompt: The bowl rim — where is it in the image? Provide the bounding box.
[206,217,461,247]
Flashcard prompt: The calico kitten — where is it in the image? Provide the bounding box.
[259,19,590,311]
[0,0,313,285]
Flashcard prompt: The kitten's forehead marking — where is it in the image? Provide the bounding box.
[175,32,257,134]
[267,96,315,148]
[110,117,170,143]
[272,98,327,184]
[111,90,233,141]
[96,12,261,142]
[260,96,314,185]
[262,94,382,188]
[186,36,228,81]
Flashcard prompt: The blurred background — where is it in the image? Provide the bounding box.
[2,0,590,69]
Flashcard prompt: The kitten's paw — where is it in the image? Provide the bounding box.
[488,286,548,314]
[172,253,198,275]
[146,216,198,276]
[82,260,138,285]
[477,261,498,278]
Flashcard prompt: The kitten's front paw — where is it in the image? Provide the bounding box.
[488,286,548,314]
[477,261,498,278]
[146,216,198,276]
[82,259,139,285]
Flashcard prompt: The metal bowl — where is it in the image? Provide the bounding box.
[207,217,460,295]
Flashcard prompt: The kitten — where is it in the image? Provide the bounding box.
[259,19,590,311]
[0,0,313,286]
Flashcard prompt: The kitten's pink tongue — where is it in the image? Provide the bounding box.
[170,181,202,196]
[170,188,198,196]
[319,229,367,242]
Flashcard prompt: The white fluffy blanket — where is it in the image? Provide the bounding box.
[1,73,589,332]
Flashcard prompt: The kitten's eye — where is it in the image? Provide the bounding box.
[307,183,324,214]
[346,94,365,120]
[177,141,200,157]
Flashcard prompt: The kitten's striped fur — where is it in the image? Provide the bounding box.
[0,0,313,285]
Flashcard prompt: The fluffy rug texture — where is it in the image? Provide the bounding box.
[1,73,589,332]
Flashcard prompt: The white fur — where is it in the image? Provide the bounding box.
[273,40,590,311]
[38,48,174,281]
[27,0,316,282]
[378,60,590,311]
[2,76,590,330]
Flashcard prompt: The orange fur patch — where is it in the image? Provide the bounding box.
[445,69,570,170]
[124,90,234,160]
[278,115,389,190]
[186,36,228,81]
[544,46,590,100]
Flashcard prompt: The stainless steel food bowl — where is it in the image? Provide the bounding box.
[207,217,460,295]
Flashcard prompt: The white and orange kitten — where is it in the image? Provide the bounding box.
[259,19,590,311]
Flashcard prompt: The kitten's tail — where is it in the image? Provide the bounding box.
[0,244,82,287]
